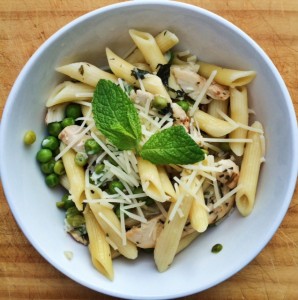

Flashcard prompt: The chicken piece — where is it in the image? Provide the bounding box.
[126,215,164,248]
[45,103,67,124]
[171,103,190,131]
[68,228,88,245]
[130,89,154,106]
[172,66,230,101]
[215,159,239,189]
[58,125,91,153]
[205,185,235,225]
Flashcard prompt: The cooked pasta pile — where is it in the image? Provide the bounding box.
[40,29,265,280]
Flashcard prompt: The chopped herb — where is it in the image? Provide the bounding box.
[211,243,223,253]
[131,68,150,80]
[79,65,84,76]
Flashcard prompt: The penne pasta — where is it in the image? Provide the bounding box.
[129,29,167,71]
[198,60,256,87]
[154,195,193,272]
[189,187,209,233]
[137,157,167,202]
[236,121,264,216]
[56,62,117,86]
[84,204,114,280]
[46,81,94,107]
[193,110,236,137]
[126,29,179,64]
[207,99,229,119]
[89,202,138,259]
[176,231,200,254]
[60,143,85,211]
[229,87,248,156]
[106,48,172,102]
[157,166,177,201]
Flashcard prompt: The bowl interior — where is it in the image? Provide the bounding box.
[1,1,297,299]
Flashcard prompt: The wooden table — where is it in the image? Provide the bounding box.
[0,1,297,299]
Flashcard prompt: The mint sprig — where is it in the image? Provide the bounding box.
[92,80,141,150]
[140,126,205,165]
[92,80,204,165]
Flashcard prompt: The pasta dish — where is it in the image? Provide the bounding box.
[37,29,265,280]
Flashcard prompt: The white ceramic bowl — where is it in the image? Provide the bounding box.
[1,1,297,299]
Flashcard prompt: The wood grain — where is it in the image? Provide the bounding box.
[0,1,297,299]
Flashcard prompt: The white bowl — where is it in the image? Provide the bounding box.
[1,1,297,299]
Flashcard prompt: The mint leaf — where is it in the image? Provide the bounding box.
[92,80,141,150]
[140,126,205,165]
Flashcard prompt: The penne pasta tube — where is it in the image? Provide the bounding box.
[236,121,264,216]
[89,202,138,259]
[84,205,114,280]
[176,231,200,254]
[154,195,193,272]
[137,157,167,202]
[189,187,209,233]
[198,61,256,87]
[126,30,179,64]
[193,110,236,137]
[129,29,167,71]
[46,81,94,107]
[229,87,248,156]
[60,143,85,211]
[133,63,152,73]
[56,62,117,86]
[157,166,177,201]
[106,48,172,102]
[207,99,229,119]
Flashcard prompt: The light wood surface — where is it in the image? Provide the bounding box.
[0,1,297,299]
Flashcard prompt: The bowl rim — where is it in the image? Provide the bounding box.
[1,1,298,298]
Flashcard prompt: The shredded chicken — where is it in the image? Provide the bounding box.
[172,66,230,101]
[45,104,67,124]
[68,229,88,245]
[205,185,235,225]
[171,103,190,131]
[130,89,154,106]
[215,159,239,189]
[58,125,91,153]
[126,215,164,248]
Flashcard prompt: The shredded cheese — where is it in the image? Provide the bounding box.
[213,184,243,209]
[189,70,218,116]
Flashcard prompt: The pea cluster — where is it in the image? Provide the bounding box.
[36,103,83,188]
[151,95,190,112]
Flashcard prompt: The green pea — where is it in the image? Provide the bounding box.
[84,138,102,155]
[67,214,85,227]
[177,100,190,112]
[23,130,36,145]
[45,173,59,188]
[220,142,230,152]
[41,136,59,151]
[152,95,168,110]
[133,187,154,206]
[36,149,53,163]
[133,187,144,194]
[61,117,75,128]
[66,206,80,218]
[47,122,62,137]
[54,160,65,175]
[65,103,82,119]
[56,194,75,210]
[108,181,125,194]
[94,163,105,174]
[107,156,117,166]
[40,159,55,174]
[75,152,88,167]
[211,243,223,254]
